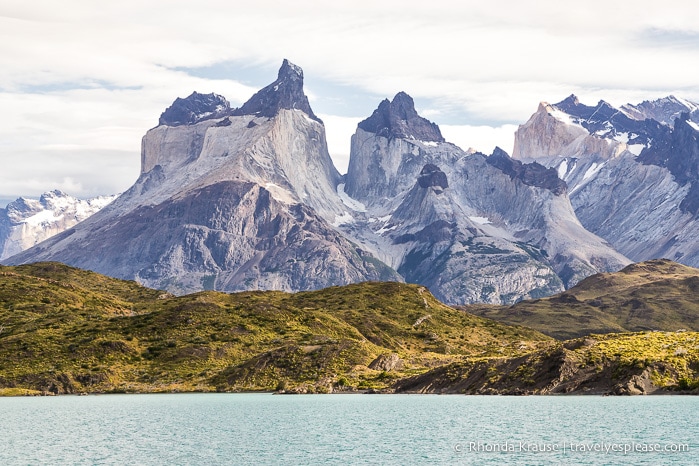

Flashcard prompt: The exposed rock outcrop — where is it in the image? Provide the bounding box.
[394,343,674,395]
[159,92,231,126]
[486,147,566,195]
[368,353,404,372]
[417,164,448,190]
[357,91,443,142]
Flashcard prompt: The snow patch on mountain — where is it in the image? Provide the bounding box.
[332,212,355,227]
[468,216,492,225]
[549,107,584,128]
[557,159,569,180]
[627,144,644,156]
[264,183,296,205]
[375,223,398,236]
[582,162,605,181]
[24,210,64,227]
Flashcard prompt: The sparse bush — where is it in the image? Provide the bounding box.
[677,377,699,391]
[336,376,350,387]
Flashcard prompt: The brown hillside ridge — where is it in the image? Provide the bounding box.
[466,259,699,340]
[395,332,699,395]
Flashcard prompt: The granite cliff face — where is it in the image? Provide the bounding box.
[513,95,699,266]
[336,94,629,304]
[27,181,395,294]
[638,113,699,214]
[6,61,398,294]
[0,191,116,261]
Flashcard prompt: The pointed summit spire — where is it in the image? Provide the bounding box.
[277,58,304,81]
[232,59,320,122]
[357,92,444,142]
[560,94,580,106]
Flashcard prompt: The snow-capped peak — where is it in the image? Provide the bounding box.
[1,191,118,260]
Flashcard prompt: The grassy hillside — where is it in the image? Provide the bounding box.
[4,260,697,396]
[467,259,699,339]
[0,263,549,395]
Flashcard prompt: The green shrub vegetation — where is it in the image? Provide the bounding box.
[3,261,697,395]
[0,262,548,394]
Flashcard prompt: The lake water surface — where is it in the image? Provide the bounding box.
[1,393,696,465]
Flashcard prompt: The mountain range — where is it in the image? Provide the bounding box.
[4,60,699,307]
[0,191,116,261]
[513,94,699,266]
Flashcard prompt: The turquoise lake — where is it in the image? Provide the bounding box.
[1,393,696,465]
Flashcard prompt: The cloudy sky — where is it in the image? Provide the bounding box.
[2,0,699,206]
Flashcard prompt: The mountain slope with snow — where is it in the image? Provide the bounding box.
[0,191,116,261]
[337,93,629,304]
[513,95,699,266]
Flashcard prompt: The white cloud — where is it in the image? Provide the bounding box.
[318,114,362,175]
[441,124,519,156]
[1,0,699,203]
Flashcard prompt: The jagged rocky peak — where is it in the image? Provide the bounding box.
[39,189,70,205]
[417,164,448,191]
[39,189,67,199]
[357,92,444,142]
[6,190,70,217]
[554,95,617,123]
[557,93,580,107]
[541,94,669,148]
[6,196,39,214]
[232,59,320,122]
[159,92,231,126]
[621,95,699,126]
[557,94,699,130]
[487,147,567,195]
